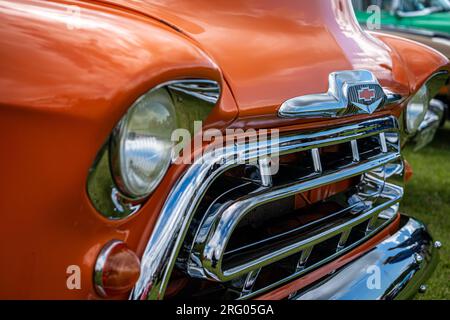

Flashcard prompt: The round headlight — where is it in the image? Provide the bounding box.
[405,85,429,135]
[111,88,176,198]
[87,79,221,219]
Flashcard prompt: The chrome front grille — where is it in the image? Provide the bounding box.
[132,116,404,300]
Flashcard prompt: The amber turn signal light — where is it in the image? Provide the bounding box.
[94,240,141,298]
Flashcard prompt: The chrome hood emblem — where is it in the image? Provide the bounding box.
[278,70,401,118]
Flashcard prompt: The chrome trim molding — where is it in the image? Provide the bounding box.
[292,216,439,300]
[424,71,449,100]
[167,79,221,104]
[278,70,403,118]
[131,116,401,300]
[384,89,404,106]
[87,79,221,220]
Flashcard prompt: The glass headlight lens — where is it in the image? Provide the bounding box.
[405,85,429,135]
[111,88,176,198]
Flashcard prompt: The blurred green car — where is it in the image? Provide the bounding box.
[353,0,450,34]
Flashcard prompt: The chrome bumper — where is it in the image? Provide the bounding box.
[414,99,445,151]
[292,216,439,300]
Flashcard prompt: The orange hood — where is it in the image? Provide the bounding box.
[95,0,409,118]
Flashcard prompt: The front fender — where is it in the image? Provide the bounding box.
[0,0,235,299]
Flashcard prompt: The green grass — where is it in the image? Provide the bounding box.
[401,122,450,300]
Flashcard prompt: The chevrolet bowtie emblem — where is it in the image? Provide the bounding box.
[278,70,401,118]
[358,87,376,102]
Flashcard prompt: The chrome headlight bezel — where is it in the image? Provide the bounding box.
[405,71,449,135]
[405,85,429,135]
[87,79,221,220]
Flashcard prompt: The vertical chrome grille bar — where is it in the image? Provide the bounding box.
[258,157,273,187]
[295,247,313,272]
[288,247,314,299]
[240,268,261,297]
[337,229,352,251]
[311,148,322,173]
[366,214,379,234]
[350,140,360,162]
[379,132,388,153]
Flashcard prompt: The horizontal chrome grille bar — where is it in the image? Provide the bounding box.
[260,117,398,158]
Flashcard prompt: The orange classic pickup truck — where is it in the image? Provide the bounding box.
[0,0,448,300]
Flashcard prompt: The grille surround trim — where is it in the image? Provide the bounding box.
[131,116,400,300]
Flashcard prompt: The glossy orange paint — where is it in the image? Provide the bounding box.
[0,0,448,299]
